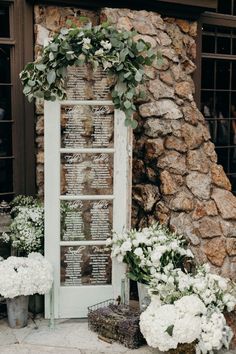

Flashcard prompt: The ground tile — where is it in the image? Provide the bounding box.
[0,345,82,354]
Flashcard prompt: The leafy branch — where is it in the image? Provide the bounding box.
[20,22,157,128]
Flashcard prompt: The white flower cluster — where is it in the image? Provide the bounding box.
[108,223,236,353]
[149,264,236,311]
[140,295,206,352]
[0,253,53,298]
[196,311,233,354]
[140,294,233,353]
[107,223,193,283]
[1,199,44,254]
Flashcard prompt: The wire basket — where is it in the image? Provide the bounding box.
[87,298,145,349]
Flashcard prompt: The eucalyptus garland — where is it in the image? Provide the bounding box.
[20,22,158,128]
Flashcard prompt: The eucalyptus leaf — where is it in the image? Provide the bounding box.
[35,64,46,71]
[124,100,132,109]
[135,70,142,82]
[47,70,56,85]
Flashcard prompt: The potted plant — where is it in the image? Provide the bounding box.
[1,195,44,256]
[0,253,53,328]
[1,195,45,314]
[140,264,236,354]
[106,223,193,310]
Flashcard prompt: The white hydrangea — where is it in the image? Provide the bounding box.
[0,253,53,298]
[173,314,201,344]
[197,311,233,354]
[140,303,178,351]
[175,294,207,316]
[140,295,206,351]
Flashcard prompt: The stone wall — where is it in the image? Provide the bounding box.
[34,5,236,278]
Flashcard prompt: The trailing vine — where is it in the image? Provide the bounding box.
[20,21,159,128]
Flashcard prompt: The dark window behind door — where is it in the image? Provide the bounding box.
[201,3,236,194]
[0,0,35,202]
[0,2,14,201]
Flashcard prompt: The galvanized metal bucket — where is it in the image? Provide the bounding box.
[137,282,151,311]
[6,295,29,328]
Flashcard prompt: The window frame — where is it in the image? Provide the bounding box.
[0,0,35,200]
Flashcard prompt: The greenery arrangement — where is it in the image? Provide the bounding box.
[20,22,158,128]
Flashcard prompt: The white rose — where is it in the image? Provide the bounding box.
[101,40,112,50]
[120,240,132,253]
[95,48,104,56]
[134,248,143,257]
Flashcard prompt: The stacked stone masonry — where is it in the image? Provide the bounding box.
[35,5,236,278]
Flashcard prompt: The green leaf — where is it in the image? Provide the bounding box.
[23,85,31,95]
[66,19,73,27]
[116,63,124,71]
[135,70,142,82]
[136,41,146,52]
[126,91,134,99]
[124,100,131,109]
[60,27,69,35]
[166,325,174,337]
[120,47,129,62]
[47,70,56,85]
[35,64,46,71]
[49,52,55,61]
[130,119,138,129]
[27,80,35,87]
[124,72,131,79]
[126,272,138,281]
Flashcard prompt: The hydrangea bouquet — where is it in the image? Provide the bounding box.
[1,195,44,254]
[0,253,53,298]
[108,223,236,354]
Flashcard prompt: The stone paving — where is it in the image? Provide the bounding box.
[0,316,235,354]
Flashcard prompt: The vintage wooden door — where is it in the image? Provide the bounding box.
[44,96,131,318]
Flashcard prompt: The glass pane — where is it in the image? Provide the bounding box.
[201,91,214,118]
[202,24,215,33]
[230,174,236,193]
[60,246,112,286]
[61,200,113,241]
[202,59,214,89]
[61,104,114,148]
[215,91,230,119]
[0,45,11,83]
[216,60,230,90]
[217,37,231,54]
[204,119,218,143]
[66,65,111,101]
[232,38,236,55]
[0,159,13,193]
[202,35,215,53]
[0,122,12,156]
[217,27,231,35]
[218,0,232,14]
[61,153,113,195]
[232,62,236,90]
[234,0,236,15]
[0,5,10,38]
[0,86,11,120]
[216,148,230,174]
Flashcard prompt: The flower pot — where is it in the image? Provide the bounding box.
[168,342,196,354]
[137,282,150,311]
[29,294,44,314]
[6,295,29,328]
